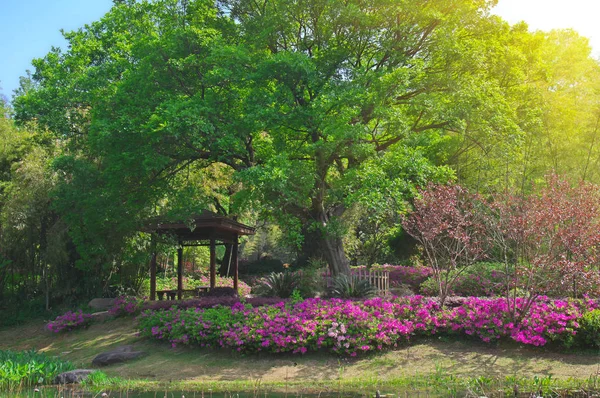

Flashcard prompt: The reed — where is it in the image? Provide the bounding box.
[0,350,74,392]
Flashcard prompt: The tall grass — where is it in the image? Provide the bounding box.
[0,350,74,392]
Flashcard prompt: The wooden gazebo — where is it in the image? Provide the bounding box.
[144,212,255,300]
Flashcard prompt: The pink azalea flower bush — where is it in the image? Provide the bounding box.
[109,295,144,317]
[47,310,93,333]
[137,296,596,355]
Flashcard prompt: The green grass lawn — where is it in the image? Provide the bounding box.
[1,316,600,395]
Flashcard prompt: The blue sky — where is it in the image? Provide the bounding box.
[0,0,113,101]
[2,0,600,103]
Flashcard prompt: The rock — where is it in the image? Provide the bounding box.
[54,369,95,384]
[90,311,113,323]
[92,345,146,367]
[88,298,115,311]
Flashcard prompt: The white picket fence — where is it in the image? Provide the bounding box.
[323,268,390,296]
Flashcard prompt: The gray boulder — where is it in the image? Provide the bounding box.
[88,298,115,311]
[92,345,145,367]
[54,369,95,384]
[90,311,113,323]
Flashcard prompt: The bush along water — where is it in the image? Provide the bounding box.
[46,310,92,333]
[137,296,597,356]
[0,350,74,392]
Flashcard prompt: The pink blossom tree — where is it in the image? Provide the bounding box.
[488,176,600,320]
[402,183,489,306]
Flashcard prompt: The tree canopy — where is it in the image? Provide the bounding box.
[7,0,600,292]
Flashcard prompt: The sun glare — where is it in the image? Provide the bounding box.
[493,0,600,56]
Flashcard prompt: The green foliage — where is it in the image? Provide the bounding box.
[241,224,296,265]
[344,147,454,266]
[420,262,508,297]
[328,275,377,299]
[138,305,246,347]
[6,0,600,310]
[239,257,285,275]
[80,371,117,388]
[143,273,252,297]
[13,0,503,277]
[290,289,303,304]
[255,272,301,298]
[0,350,74,392]
[576,309,600,349]
[0,298,52,328]
[296,268,324,299]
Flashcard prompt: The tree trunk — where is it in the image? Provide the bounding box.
[322,235,351,276]
[296,227,323,267]
[316,208,351,276]
[40,214,49,311]
[296,213,351,276]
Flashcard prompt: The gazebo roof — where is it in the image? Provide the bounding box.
[143,211,255,242]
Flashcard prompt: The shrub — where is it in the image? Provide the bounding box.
[148,274,251,297]
[142,296,285,312]
[46,310,92,333]
[200,287,238,298]
[421,262,507,297]
[239,258,284,275]
[0,298,54,328]
[108,295,144,317]
[0,350,74,391]
[255,272,301,298]
[138,296,592,356]
[329,275,377,298]
[373,265,434,293]
[402,183,490,306]
[576,309,600,348]
[297,268,324,298]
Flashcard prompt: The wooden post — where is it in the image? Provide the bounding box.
[150,253,157,301]
[210,237,216,289]
[150,234,157,301]
[177,243,183,300]
[232,238,239,293]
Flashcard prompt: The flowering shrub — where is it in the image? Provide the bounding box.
[402,183,490,306]
[47,310,93,333]
[109,296,144,317]
[137,296,593,355]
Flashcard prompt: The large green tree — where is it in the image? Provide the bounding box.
[15,0,517,275]
[440,24,600,193]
